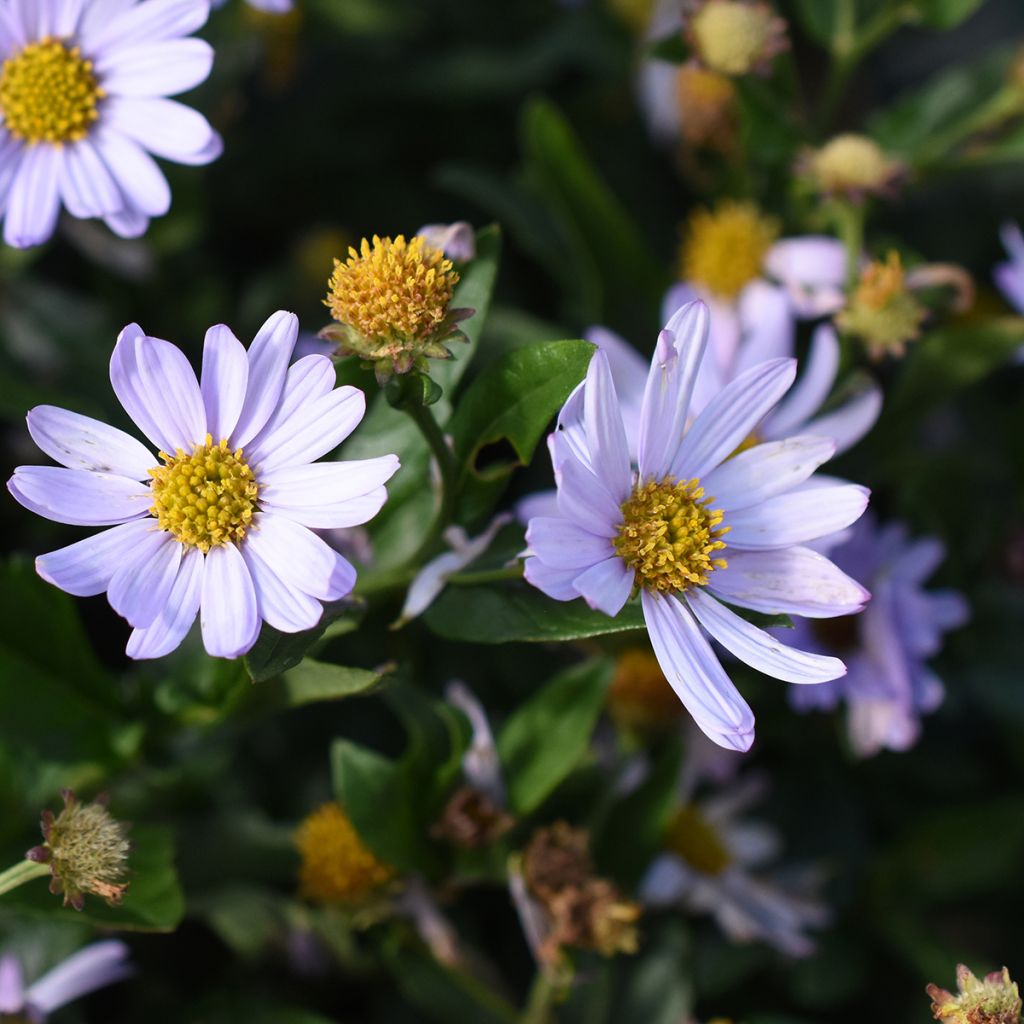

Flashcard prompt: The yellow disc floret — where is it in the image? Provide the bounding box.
[149,436,258,553]
[690,1,787,77]
[665,803,733,876]
[679,201,778,300]
[296,802,395,904]
[615,477,728,594]
[810,133,899,196]
[0,38,103,145]
[326,235,459,345]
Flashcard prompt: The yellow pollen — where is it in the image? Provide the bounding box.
[0,38,103,145]
[149,435,258,553]
[679,201,778,299]
[690,1,784,76]
[665,803,733,876]
[325,234,459,344]
[836,251,926,358]
[675,65,736,150]
[296,802,394,905]
[614,477,728,594]
[810,133,896,194]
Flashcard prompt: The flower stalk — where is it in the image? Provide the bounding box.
[0,857,51,897]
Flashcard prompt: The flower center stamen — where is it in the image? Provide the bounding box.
[0,38,103,145]
[149,435,258,553]
[614,477,728,593]
[665,803,733,876]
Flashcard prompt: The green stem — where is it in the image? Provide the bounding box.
[833,200,865,292]
[913,87,1024,169]
[0,858,50,897]
[404,400,460,565]
[520,969,559,1024]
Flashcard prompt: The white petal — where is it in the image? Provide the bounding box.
[103,204,150,239]
[262,487,389,530]
[638,301,709,478]
[107,528,181,628]
[671,358,797,482]
[27,405,154,478]
[82,0,209,52]
[524,516,613,570]
[0,954,25,1014]
[708,546,868,618]
[725,483,870,550]
[95,128,171,217]
[764,236,848,318]
[130,331,207,450]
[243,514,356,601]
[702,436,836,512]
[686,589,847,684]
[732,281,795,377]
[555,453,620,538]
[573,556,633,617]
[26,941,131,1014]
[4,145,61,248]
[800,383,882,456]
[102,97,216,161]
[126,545,203,658]
[259,456,399,514]
[523,556,582,602]
[231,311,299,448]
[641,589,755,751]
[110,323,178,452]
[59,139,122,218]
[36,520,154,596]
[582,350,632,501]
[40,0,88,37]
[243,353,337,454]
[200,542,259,658]
[8,466,151,525]
[200,324,248,442]
[762,324,839,438]
[97,40,214,97]
[242,542,323,633]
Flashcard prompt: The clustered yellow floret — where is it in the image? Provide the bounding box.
[0,38,103,144]
[614,477,729,593]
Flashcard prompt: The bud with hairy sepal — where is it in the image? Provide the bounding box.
[927,965,1022,1024]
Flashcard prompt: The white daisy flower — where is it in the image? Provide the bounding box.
[0,0,223,248]
[7,310,399,659]
[523,300,870,751]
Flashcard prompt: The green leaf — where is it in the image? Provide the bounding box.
[5,826,184,933]
[448,338,594,473]
[497,658,614,814]
[647,33,688,64]
[244,602,365,683]
[909,0,984,28]
[610,919,692,1024]
[256,658,384,711]
[425,583,646,644]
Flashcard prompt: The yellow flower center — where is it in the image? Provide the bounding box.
[691,1,782,76]
[614,477,728,594]
[325,234,459,344]
[0,38,103,145]
[665,803,732,876]
[811,133,894,194]
[678,201,778,300]
[836,251,926,358]
[675,65,736,150]
[149,436,258,553]
[296,802,394,904]
[608,649,683,732]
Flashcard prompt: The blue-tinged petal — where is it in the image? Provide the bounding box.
[200,542,259,658]
[583,350,631,501]
[760,323,838,438]
[525,516,614,570]
[230,310,299,448]
[573,556,633,617]
[8,466,151,526]
[200,325,248,442]
[555,453,621,538]
[37,520,153,597]
[126,547,202,659]
[522,557,581,602]
[27,405,154,479]
[25,941,132,1015]
[797,381,882,456]
[107,528,181,628]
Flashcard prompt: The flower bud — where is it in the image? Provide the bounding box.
[689,1,788,77]
[927,965,1021,1024]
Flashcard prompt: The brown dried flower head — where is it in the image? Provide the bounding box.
[927,965,1021,1024]
[432,786,515,850]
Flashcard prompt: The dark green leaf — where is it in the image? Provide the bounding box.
[425,584,646,644]
[909,0,984,29]
[257,658,384,711]
[497,658,614,814]
[647,34,688,64]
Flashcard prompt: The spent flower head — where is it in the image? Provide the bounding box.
[927,965,1021,1024]
[322,234,471,381]
[688,0,788,77]
[674,64,737,151]
[27,791,129,911]
[296,802,395,905]
[807,134,902,199]
[608,648,686,734]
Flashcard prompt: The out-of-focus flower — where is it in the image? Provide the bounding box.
[321,235,472,381]
[394,514,512,628]
[0,0,222,247]
[762,235,849,318]
[26,791,129,911]
[0,942,132,1021]
[415,221,476,263]
[927,965,1021,1024]
[523,301,870,751]
[640,771,828,956]
[805,134,903,200]
[607,648,686,735]
[837,251,927,359]
[212,0,293,11]
[687,0,788,77]
[640,60,738,152]
[7,312,399,660]
[296,802,395,905]
[994,222,1024,313]
[788,516,969,757]
[518,822,641,962]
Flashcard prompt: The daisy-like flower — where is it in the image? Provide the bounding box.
[0,942,132,1022]
[213,0,292,10]
[639,767,828,956]
[788,516,969,757]
[7,311,399,659]
[994,221,1024,314]
[523,301,870,751]
[0,0,223,248]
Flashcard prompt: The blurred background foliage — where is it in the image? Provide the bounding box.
[1,0,1024,1021]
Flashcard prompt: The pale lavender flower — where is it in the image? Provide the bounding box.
[415,221,476,263]
[212,0,292,12]
[639,771,828,957]
[8,311,399,660]
[523,300,870,751]
[788,515,969,757]
[994,222,1024,314]
[0,0,222,247]
[0,941,132,1021]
